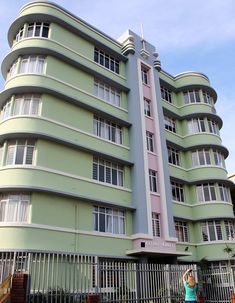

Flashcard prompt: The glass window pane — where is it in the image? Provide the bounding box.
[99,213,105,232]
[15,145,24,164]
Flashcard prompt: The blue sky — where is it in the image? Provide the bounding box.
[1,0,235,173]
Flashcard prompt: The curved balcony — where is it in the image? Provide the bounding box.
[2,40,128,90]
[0,167,132,208]
[187,166,228,183]
[0,117,131,165]
[1,74,129,125]
[173,201,234,222]
[179,105,221,125]
[163,100,219,121]
[192,202,234,221]
[0,226,76,251]
[197,242,233,261]
[169,164,229,184]
[174,72,217,99]
[8,2,125,61]
[175,71,210,86]
[183,133,222,149]
[166,132,223,151]
[172,203,193,220]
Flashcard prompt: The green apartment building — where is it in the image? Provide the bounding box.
[0,1,234,273]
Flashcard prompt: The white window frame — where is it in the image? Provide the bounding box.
[6,139,35,165]
[146,131,154,152]
[218,184,230,202]
[149,169,158,193]
[208,119,219,135]
[94,48,119,74]
[93,116,122,144]
[94,79,121,107]
[168,146,180,166]
[141,68,149,85]
[8,60,18,78]
[19,55,45,74]
[184,90,200,104]
[213,150,224,167]
[152,212,161,237]
[171,181,184,202]
[197,183,216,202]
[188,118,206,134]
[161,86,172,103]
[13,94,40,116]
[164,116,176,133]
[203,91,214,105]
[175,220,189,242]
[225,220,235,240]
[0,144,3,166]
[1,100,11,120]
[93,157,124,187]
[144,98,151,117]
[192,149,211,166]
[201,220,223,242]
[26,22,49,38]
[93,206,125,235]
[15,26,24,42]
[0,193,30,222]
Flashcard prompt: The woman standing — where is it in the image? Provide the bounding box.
[182,268,198,303]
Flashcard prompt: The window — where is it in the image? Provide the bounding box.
[188,118,206,134]
[93,116,122,144]
[94,48,119,74]
[93,157,123,186]
[225,220,235,240]
[213,150,224,167]
[0,144,3,166]
[93,206,125,234]
[141,68,149,85]
[218,184,229,202]
[208,119,219,135]
[168,146,180,166]
[8,60,18,78]
[13,94,40,116]
[94,79,120,107]
[144,98,151,117]
[197,184,216,202]
[0,193,30,222]
[15,26,24,42]
[99,261,127,288]
[146,131,154,152]
[175,221,189,242]
[192,149,211,166]
[6,140,35,165]
[161,86,172,103]
[1,100,11,120]
[164,116,176,133]
[201,220,223,241]
[171,181,184,202]
[149,169,158,193]
[152,213,161,237]
[184,90,200,104]
[27,22,49,38]
[202,91,214,105]
[19,55,45,74]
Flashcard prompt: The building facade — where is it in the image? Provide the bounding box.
[0,1,234,268]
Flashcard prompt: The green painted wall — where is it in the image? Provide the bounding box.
[0,191,133,256]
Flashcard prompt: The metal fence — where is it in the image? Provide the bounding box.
[0,251,234,303]
[199,267,235,303]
